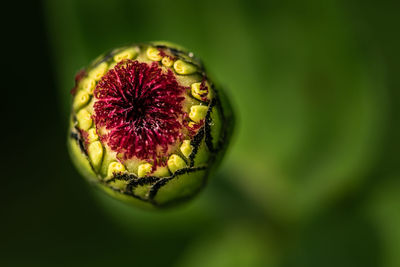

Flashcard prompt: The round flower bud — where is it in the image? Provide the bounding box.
[68,42,234,208]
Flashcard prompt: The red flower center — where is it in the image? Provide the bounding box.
[93,60,186,162]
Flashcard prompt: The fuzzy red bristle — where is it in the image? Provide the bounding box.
[93,60,186,162]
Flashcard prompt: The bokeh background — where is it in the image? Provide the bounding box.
[2,0,399,266]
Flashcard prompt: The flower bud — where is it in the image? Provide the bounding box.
[68,42,234,208]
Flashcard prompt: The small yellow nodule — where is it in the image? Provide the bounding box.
[138,163,153,178]
[89,62,108,81]
[173,60,197,75]
[73,90,90,111]
[76,109,92,130]
[161,56,174,67]
[107,161,126,178]
[113,48,138,62]
[88,141,103,169]
[146,47,162,61]
[108,62,117,70]
[87,128,99,142]
[167,154,186,174]
[180,140,193,158]
[189,105,208,123]
[191,82,210,101]
[81,78,96,94]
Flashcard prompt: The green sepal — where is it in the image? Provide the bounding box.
[152,168,208,206]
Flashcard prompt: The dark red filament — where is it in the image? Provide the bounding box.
[199,79,209,101]
[71,69,86,95]
[93,60,186,162]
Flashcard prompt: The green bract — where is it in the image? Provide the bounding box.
[68,42,234,208]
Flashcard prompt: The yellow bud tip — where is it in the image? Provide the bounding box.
[107,161,126,178]
[138,163,153,178]
[76,109,92,130]
[108,62,117,70]
[88,141,103,169]
[87,128,99,143]
[73,90,90,111]
[191,82,210,101]
[180,140,193,158]
[167,154,186,174]
[161,56,174,67]
[113,48,138,62]
[89,62,108,81]
[146,47,162,61]
[173,60,197,75]
[189,105,208,123]
[81,78,96,94]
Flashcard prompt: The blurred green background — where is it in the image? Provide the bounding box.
[2,0,399,266]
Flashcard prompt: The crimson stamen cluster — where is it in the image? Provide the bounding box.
[93,60,186,162]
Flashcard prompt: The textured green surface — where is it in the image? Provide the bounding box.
[154,169,207,205]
